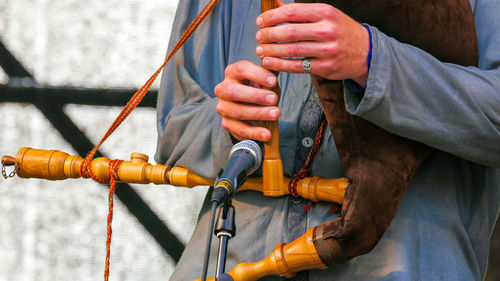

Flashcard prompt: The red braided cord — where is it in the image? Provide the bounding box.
[104,159,123,281]
[80,0,221,179]
[288,117,327,197]
[69,1,221,280]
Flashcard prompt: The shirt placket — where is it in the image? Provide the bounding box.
[286,91,322,281]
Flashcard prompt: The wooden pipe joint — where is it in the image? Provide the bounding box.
[296,176,349,203]
[262,159,287,197]
[280,227,328,273]
[15,147,78,180]
[218,227,328,281]
[297,176,321,202]
[270,243,296,278]
[117,153,153,184]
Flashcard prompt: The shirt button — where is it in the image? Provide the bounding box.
[302,137,314,148]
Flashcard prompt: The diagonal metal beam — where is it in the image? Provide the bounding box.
[0,40,32,77]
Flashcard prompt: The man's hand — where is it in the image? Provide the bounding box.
[256,3,369,86]
[214,60,280,142]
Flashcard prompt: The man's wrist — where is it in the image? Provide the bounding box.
[347,24,373,93]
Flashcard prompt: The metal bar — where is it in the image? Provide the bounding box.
[0,41,32,77]
[0,85,157,108]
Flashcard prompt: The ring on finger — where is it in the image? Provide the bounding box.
[302,58,312,74]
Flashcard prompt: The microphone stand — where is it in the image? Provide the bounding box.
[214,198,235,278]
[201,140,260,280]
[201,196,218,281]
[201,177,237,281]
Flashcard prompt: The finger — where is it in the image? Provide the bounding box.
[257,3,337,27]
[256,41,337,59]
[225,61,277,88]
[262,57,323,74]
[214,81,279,106]
[256,23,336,43]
[216,99,281,121]
[221,118,272,142]
[230,131,246,142]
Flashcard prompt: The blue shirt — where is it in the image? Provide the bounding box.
[155,0,500,280]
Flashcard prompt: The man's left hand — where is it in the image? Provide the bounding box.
[256,2,369,86]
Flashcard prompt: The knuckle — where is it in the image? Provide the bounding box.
[322,43,338,55]
[263,29,273,42]
[238,127,249,137]
[255,109,266,120]
[286,6,297,19]
[216,103,224,115]
[233,109,243,120]
[251,131,262,140]
[317,24,337,39]
[323,60,337,72]
[227,87,238,101]
[320,4,337,19]
[214,83,223,96]
[236,61,248,75]
[289,45,300,56]
[271,59,281,71]
[284,25,296,40]
[294,61,303,73]
[220,119,230,130]
[280,60,290,72]
[225,64,235,77]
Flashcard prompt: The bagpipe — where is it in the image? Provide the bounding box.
[1,0,478,280]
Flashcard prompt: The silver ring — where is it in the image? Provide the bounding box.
[302,58,311,74]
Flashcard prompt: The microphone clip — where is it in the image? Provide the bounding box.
[212,168,247,205]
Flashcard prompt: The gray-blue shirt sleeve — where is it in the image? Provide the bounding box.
[344,0,500,168]
[154,0,235,178]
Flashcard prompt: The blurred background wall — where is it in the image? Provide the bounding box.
[0,0,499,281]
[0,0,209,280]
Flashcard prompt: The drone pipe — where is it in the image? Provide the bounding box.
[2,147,348,205]
[196,227,327,281]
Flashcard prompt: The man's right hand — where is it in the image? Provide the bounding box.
[214,60,280,142]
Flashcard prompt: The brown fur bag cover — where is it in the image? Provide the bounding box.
[296,0,478,264]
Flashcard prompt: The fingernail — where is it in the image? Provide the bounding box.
[270,108,279,118]
[256,46,263,56]
[263,58,271,67]
[256,31,262,42]
[266,75,276,86]
[256,16,263,27]
[265,94,276,104]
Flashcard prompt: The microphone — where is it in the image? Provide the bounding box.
[212,140,262,204]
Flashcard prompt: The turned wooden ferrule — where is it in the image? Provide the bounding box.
[296,176,349,203]
[278,227,328,274]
